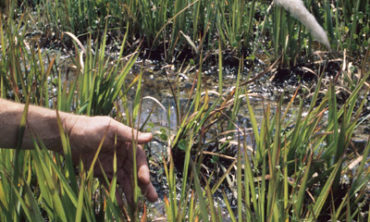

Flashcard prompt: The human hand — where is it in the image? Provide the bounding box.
[64,115,158,206]
[0,99,157,205]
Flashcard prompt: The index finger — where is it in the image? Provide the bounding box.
[113,121,153,143]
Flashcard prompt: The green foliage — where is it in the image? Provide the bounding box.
[29,0,367,65]
[159,54,368,221]
[0,11,143,221]
[0,1,368,221]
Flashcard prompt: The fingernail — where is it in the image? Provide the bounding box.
[139,132,153,142]
[138,165,150,183]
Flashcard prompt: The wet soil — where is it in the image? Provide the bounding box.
[17,31,370,220]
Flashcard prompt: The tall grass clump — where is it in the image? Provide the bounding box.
[0,10,150,220]
[161,58,369,220]
[1,1,369,221]
[15,0,368,65]
[268,0,368,66]
[332,0,369,52]
[28,0,258,59]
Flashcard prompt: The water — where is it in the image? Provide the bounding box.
[30,43,368,220]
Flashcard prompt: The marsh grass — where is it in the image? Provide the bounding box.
[165,64,368,221]
[0,12,147,221]
[156,47,368,221]
[0,1,369,221]
[22,0,367,65]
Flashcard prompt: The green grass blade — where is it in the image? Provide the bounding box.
[311,158,343,219]
[192,163,209,222]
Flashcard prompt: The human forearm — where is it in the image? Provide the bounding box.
[0,98,158,204]
[0,98,74,151]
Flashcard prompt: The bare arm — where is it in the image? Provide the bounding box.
[0,98,70,150]
[0,98,158,204]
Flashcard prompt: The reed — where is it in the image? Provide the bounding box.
[21,0,367,64]
[158,54,368,221]
[0,10,144,221]
[0,1,369,221]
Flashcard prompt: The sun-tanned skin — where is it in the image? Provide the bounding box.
[0,98,158,206]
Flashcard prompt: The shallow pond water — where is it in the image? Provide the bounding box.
[113,56,367,220]
[31,44,368,220]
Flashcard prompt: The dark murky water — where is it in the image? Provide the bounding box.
[33,45,368,220]
[116,57,366,220]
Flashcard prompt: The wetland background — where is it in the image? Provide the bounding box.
[0,0,369,221]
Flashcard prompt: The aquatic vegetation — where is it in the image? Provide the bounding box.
[9,0,368,65]
[0,1,369,221]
